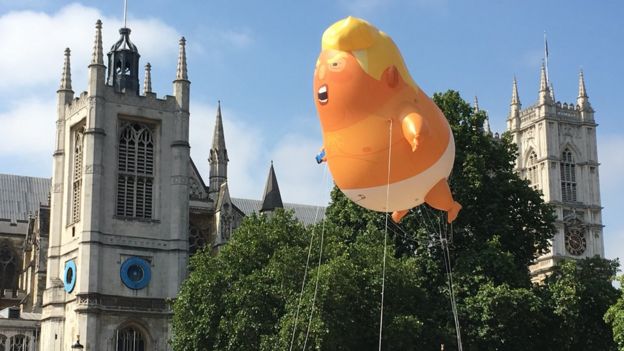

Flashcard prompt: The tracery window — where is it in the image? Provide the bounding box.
[116,326,145,351]
[71,125,85,223]
[526,151,539,189]
[0,241,18,297]
[189,223,206,255]
[117,122,155,219]
[560,148,577,202]
[8,335,29,351]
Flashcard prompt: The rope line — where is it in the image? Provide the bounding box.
[302,164,331,350]
[289,164,329,351]
[378,119,393,351]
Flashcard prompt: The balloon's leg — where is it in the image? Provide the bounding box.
[424,179,462,223]
[391,210,409,223]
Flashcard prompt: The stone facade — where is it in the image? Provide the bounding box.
[0,19,323,351]
[506,66,603,279]
[39,21,190,351]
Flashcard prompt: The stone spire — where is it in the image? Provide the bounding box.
[578,70,587,98]
[88,20,106,96]
[91,20,104,65]
[175,37,188,81]
[212,101,226,151]
[143,63,152,94]
[209,101,229,199]
[508,76,521,131]
[59,48,72,92]
[538,62,552,105]
[511,76,520,106]
[473,96,480,112]
[173,37,190,112]
[577,70,592,113]
[260,161,284,213]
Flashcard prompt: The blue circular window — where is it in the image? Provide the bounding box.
[63,260,77,293]
[120,257,151,290]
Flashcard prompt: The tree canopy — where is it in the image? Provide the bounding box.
[171,90,620,350]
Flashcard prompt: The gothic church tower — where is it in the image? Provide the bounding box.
[507,65,603,278]
[40,20,190,350]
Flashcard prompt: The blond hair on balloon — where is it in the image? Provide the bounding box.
[321,16,419,90]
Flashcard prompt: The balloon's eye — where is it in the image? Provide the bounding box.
[328,58,346,72]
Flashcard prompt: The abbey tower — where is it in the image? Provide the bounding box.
[506,64,603,278]
[39,20,191,350]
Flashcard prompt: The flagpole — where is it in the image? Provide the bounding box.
[544,31,550,85]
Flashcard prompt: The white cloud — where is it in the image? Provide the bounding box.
[597,134,624,262]
[0,97,55,155]
[269,134,331,206]
[188,101,331,206]
[0,3,180,92]
[189,102,266,200]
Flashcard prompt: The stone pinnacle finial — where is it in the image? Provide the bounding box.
[212,101,226,151]
[91,19,104,65]
[539,62,549,93]
[473,96,480,112]
[511,76,520,105]
[60,48,72,91]
[578,70,587,98]
[176,37,188,80]
[144,63,152,94]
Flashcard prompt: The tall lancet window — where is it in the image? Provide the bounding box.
[71,125,85,224]
[561,148,577,202]
[526,151,539,189]
[117,122,154,219]
[116,326,146,351]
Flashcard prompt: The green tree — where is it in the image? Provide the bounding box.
[539,257,619,351]
[173,91,622,350]
[171,211,312,351]
[605,275,624,350]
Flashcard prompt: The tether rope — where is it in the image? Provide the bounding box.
[302,163,331,350]
[378,119,393,351]
[289,164,329,351]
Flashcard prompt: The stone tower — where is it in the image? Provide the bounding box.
[507,65,603,278]
[208,101,229,201]
[40,20,190,350]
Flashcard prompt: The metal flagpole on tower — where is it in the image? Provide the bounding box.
[544,31,550,85]
[123,0,128,28]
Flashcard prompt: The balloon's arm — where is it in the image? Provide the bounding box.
[401,113,429,152]
[315,148,327,164]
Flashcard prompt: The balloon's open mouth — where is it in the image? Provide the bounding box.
[318,85,328,105]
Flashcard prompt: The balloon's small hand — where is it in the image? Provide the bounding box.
[402,112,428,153]
[316,149,327,164]
[409,137,419,152]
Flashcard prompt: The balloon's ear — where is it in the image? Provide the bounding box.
[382,65,399,88]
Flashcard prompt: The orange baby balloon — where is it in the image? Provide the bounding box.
[314,17,461,223]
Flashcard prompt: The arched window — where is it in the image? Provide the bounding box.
[560,148,577,202]
[526,151,539,189]
[116,326,145,351]
[8,335,29,351]
[189,223,206,255]
[0,241,18,297]
[71,125,85,223]
[117,122,154,219]
[0,334,7,351]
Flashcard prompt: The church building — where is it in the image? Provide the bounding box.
[0,20,323,351]
[506,64,604,279]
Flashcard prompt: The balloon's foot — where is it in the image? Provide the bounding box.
[391,210,409,223]
[446,202,462,223]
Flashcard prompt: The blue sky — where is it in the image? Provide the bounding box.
[0,1,622,262]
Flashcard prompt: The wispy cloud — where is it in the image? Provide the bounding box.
[598,134,624,262]
[0,3,180,92]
